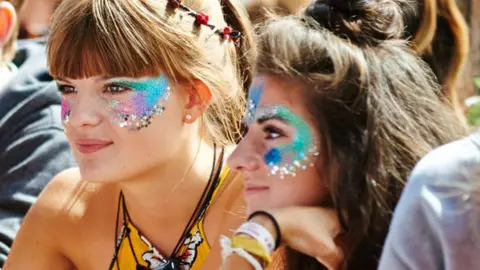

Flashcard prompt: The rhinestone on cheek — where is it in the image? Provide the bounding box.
[112,87,171,131]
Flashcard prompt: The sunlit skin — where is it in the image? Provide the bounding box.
[222,76,342,270]
[228,76,329,212]
[3,74,246,270]
[56,75,192,184]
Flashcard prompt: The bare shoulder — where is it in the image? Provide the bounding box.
[37,168,111,215]
[4,168,118,269]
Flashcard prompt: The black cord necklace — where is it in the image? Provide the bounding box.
[109,144,224,270]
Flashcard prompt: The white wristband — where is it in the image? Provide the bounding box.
[235,222,276,253]
[219,235,264,270]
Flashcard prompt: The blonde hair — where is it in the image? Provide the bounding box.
[2,0,26,63]
[47,0,254,146]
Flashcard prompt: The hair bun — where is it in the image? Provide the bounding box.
[304,0,404,46]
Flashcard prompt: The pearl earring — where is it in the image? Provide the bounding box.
[185,114,192,121]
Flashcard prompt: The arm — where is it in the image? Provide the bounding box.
[0,105,76,266]
[219,207,343,270]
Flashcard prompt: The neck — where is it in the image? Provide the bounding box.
[119,135,220,225]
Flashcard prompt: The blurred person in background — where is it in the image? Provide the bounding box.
[18,0,58,38]
[379,119,480,270]
[401,0,470,123]
[244,0,470,124]
[0,0,75,266]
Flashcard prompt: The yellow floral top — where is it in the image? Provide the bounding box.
[110,167,230,270]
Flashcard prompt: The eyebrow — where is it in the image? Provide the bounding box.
[256,113,288,125]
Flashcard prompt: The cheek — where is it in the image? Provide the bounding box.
[61,98,72,123]
[271,168,327,207]
[116,109,184,162]
[107,86,171,131]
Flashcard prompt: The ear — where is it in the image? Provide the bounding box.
[0,1,16,47]
[183,80,212,124]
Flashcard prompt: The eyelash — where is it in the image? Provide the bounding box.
[263,125,284,140]
[57,83,132,96]
[104,83,131,95]
[57,84,76,95]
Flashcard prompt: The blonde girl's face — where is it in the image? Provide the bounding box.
[57,75,190,183]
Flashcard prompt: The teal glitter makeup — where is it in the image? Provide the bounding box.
[257,105,319,178]
[108,75,171,131]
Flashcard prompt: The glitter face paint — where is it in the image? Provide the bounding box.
[59,75,171,131]
[108,76,171,131]
[255,105,319,178]
[244,78,264,125]
[61,98,73,125]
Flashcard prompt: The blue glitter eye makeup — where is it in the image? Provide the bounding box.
[108,75,171,131]
[59,75,171,131]
[255,105,320,178]
[245,78,265,125]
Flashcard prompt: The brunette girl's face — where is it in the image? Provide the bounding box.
[228,76,329,212]
[57,75,191,182]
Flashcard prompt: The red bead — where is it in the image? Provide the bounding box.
[222,26,233,39]
[196,12,209,25]
[170,0,181,8]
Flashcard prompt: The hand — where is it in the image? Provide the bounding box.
[250,207,343,270]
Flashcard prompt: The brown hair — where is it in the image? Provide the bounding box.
[255,0,465,268]
[245,0,309,23]
[402,0,469,115]
[47,0,254,145]
[2,0,26,63]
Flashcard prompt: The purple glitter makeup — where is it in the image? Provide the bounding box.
[61,98,73,125]
[108,76,171,131]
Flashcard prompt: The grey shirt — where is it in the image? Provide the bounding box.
[0,38,76,266]
[379,132,480,270]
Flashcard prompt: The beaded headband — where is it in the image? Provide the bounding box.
[168,0,242,47]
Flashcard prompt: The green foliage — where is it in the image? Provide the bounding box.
[475,77,480,89]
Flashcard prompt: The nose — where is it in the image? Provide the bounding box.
[228,134,262,172]
[67,94,103,129]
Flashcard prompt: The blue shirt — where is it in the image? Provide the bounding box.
[379,132,480,270]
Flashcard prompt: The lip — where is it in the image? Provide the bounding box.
[75,138,113,154]
[244,185,269,196]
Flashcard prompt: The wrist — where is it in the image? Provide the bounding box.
[249,215,278,242]
[248,210,282,249]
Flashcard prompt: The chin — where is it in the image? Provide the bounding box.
[78,165,116,183]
